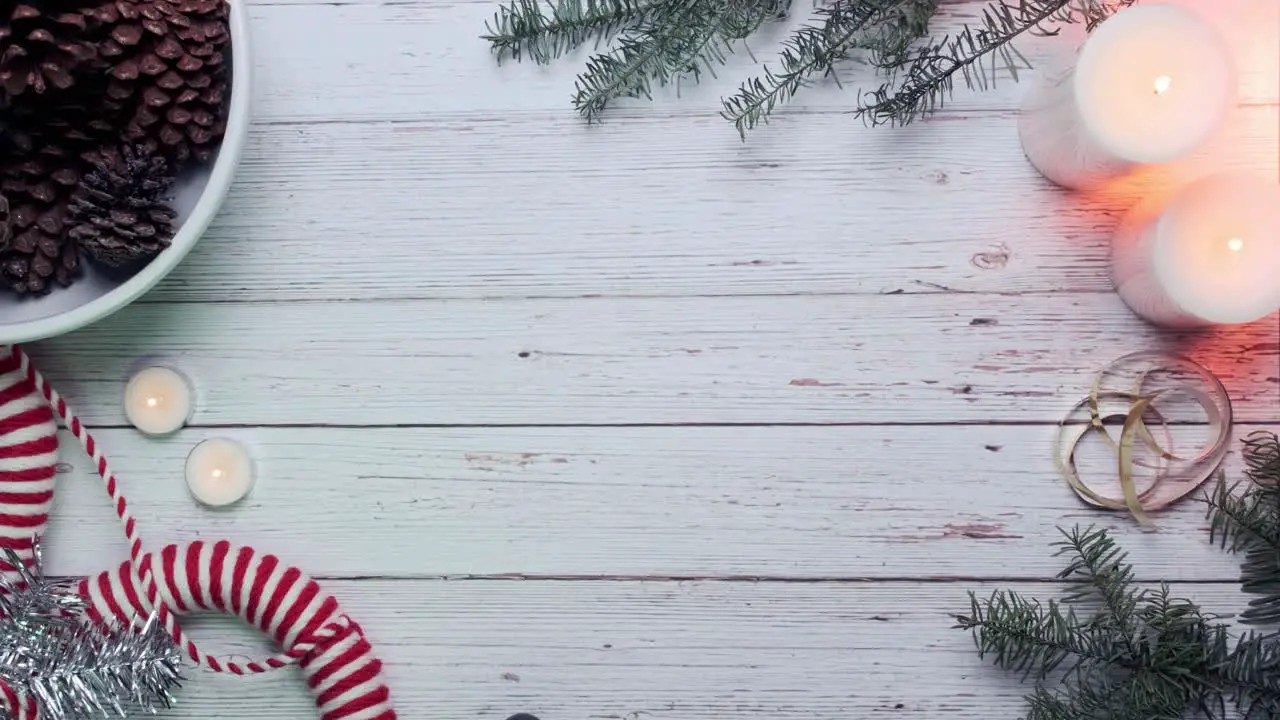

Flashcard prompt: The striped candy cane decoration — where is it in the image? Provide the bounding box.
[0,347,57,590]
[0,345,396,719]
[81,541,395,720]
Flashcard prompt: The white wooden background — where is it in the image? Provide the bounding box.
[27,0,1280,717]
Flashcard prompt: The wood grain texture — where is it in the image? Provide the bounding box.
[42,425,1279,580]
[241,0,1277,122]
[147,579,1259,719]
[24,0,1280,716]
[137,106,1279,303]
[29,293,1279,426]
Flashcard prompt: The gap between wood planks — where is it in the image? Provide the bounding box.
[240,100,1280,127]
[65,420,1277,430]
[266,574,1261,584]
[123,288,1161,306]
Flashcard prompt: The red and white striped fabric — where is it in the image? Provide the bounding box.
[81,541,395,720]
[0,345,397,719]
[0,346,57,590]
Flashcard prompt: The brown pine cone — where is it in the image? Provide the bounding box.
[0,199,79,295]
[0,145,85,295]
[0,2,99,99]
[91,0,231,166]
[2,79,124,159]
[0,147,84,208]
[67,143,177,268]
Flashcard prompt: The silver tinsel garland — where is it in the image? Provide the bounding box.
[0,541,183,720]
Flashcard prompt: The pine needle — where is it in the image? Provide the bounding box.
[483,0,671,64]
[960,428,1280,720]
[957,525,1257,720]
[1205,431,1280,625]
[572,0,788,120]
[720,0,936,138]
[855,0,1136,126]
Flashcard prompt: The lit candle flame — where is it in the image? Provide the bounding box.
[1153,75,1172,95]
[146,397,158,408]
[1227,237,1244,252]
[212,468,224,479]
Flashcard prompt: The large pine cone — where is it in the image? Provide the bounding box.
[0,2,99,99]
[2,78,123,159]
[0,148,83,295]
[67,143,177,268]
[0,199,79,295]
[92,0,230,166]
[0,145,84,207]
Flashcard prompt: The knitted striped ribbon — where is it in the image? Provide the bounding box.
[81,541,394,720]
[0,345,396,719]
[0,347,57,591]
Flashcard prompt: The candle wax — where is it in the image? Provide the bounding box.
[186,438,255,507]
[123,366,193,436]
[1111,173,1280,327]
[1019,3,1234,188]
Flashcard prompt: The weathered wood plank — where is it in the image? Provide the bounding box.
[44,425,1278,580]
[147,579,1260,719]
[141,105,1278,303]
[241,0,1277,122]
[29,293,1279,426]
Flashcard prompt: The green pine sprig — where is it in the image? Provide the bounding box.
[1219,630,1280,719]
[572,0,789,120]
[956,526,1235,720]
[483,0,672,64]
[855,0,1136,126]
[1206,431,1280,625]
[484,0,1142,132]
[720,0,936,137]
[956,523,1280,720]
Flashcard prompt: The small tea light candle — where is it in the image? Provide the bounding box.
[1018,3,1234,189]
[1111,173,1280,328]
[186,438,255,507]
[123,366,193,436]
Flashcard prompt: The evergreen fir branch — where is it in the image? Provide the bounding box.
[1053,525,1141,643]
[1220,632,1280,719]
[1205,432,1280,625]
[483,0,670,64]
[571,0,788,120]
[720,0,936,138]
[1206,478,1280,556]
[958,439,1280,720]
[854,0,1135,126]
[1024,682,1151,720]
[958,527,1253,720]
[954,590,1114,680]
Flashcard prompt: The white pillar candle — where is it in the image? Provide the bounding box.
[1018,3,1234,189]
[1111,173,1280,328]
[123,366,193,436]
[186,438,255,507]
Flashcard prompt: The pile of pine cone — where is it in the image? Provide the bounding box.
[0,0,232,297]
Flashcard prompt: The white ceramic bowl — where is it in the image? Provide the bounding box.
[0,0,251,344]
